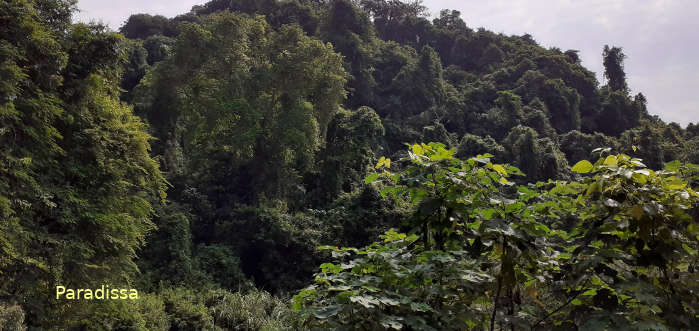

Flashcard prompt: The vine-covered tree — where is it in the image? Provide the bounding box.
[1,0,165,326]
[135,13,347,205]
[603,45,628,93]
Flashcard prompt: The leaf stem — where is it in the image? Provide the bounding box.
[530,275,590,330]
[490,272,503,331]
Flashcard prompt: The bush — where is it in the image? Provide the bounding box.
[0,304,26,331]
[160,287,215,330]
[208,289,296,330]
[296,142,699,330]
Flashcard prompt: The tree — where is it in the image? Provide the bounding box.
[320,0,376,109]
[433,9,468,32]
[135,13,347,205]
[603,45,628,92]
[1,1,165,326]
[564,49,580,64]
[481,91,524,140]
[316,106,385,203]
[120,13,177,39]
[559,130,620,163]
[478,43,505,69]
[120,40,149,98]
[456,134,505,160]
[360,0,429,44]
[597,90,646,136]
[388,45,445,117]
[142,35,174,65]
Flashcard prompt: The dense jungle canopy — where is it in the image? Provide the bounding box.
[1,0,697,329]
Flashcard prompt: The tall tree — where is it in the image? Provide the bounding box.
[317,106,384,203]
[134,13,347,205]
[602,45,628,92]
[321,0,376,109]
[1,0,165,326]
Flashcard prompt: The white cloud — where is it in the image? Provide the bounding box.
[75,0,204,29]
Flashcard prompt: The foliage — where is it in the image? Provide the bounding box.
[603,45,628,93]
[0,304,26,330]
[208,288,298,330]
[296,143,699,330]
[315,106,385,203]
[456,134,506,161]
[4,0,699,328]
[211,204,335,292]
[149,287,296,330]
[135,12,347,205]
[120,13,178,39]
[160,287,216,330]
[1,1,165,327]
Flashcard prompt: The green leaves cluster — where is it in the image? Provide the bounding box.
[294,230,493,330]
[295,143,699,330]
[134,12,347,204]
[1,0,165,326]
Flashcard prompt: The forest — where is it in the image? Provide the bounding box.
[0,0,697,329]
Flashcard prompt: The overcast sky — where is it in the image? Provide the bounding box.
[75,0,698,126]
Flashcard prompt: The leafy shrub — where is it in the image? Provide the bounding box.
[62,300,151,330]
[208,289,296,330]
[296,142,699,330]
[195,244,251,291]
[161,287,215,330]
[136,293,170,330]
[0,304,26,331]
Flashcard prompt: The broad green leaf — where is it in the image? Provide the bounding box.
[410,302,432,312]
[666,177,686,190]
[350,295,380,308]
[572,160,594,173]
[603,155,618,166]
[665,160,682,172]
[632,173,647,184]
[604,198,619,208]
[380,317,403,330]
[481,209,498,220]
[592,147,612,154]
[378,297,400,306]
[492,164,507,176]
[314,305,342,319]
[469,219,482,230]
[376,156,386,169]
[380,187,395,198]
[499,177,513,185]
[365,173,379,184]
[586,182,601,196]
[412,144,423,155]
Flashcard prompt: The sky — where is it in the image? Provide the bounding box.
[74,0,698,126]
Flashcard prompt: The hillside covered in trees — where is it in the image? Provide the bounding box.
[1,0,697,329]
